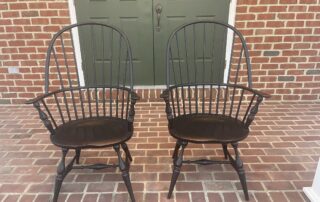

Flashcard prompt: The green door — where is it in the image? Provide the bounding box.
[75,0,154,85]
[74,0,230,85]
[153,0,230,84]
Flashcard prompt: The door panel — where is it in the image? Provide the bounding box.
[153,0,230,84]
[75,0,154,85]
[74,0,230,85]
[167,23,229,85]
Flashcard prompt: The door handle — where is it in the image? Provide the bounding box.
[155,4,162,32]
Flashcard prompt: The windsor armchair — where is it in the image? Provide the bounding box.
[26,23,138,202]
[161,21,270,200]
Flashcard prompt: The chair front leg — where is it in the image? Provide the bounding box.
[231,143,249,201]
[172,140,182,159]
[114,144,135,202]
[121,143,133,162]
[53,148,68,202]
[168,141,188,199]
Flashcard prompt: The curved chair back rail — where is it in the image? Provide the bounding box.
[166,20,252,88]
[44,22,134,94]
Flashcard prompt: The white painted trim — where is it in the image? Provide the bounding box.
[68,0,85,86]
[68,0,238,86]
[135,85,166,89]
[303,158,320,202]
[134,85,228,90]
[224,0,237,83]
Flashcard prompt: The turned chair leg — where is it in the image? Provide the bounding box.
[231,143,249,201]
[168,141,188,199]
[121,143,133,162]
[53,148,68,202]
[75,148,81,164]
[114,144,135,202]
[172,140,182,159]
[222,144,228,159]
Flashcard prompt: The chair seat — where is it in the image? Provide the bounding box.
[51,117,132,148]
[169,114,249,143]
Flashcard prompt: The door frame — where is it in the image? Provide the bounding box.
[68,0,238,88]
[68,0,85,86]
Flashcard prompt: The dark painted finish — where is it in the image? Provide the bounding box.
[52,117,133,148]
[26,23,138,202]
[161,21,270,201]
[169,114,249,143]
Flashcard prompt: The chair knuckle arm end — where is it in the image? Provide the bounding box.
[160,89,170,99]
[131,92,140,100]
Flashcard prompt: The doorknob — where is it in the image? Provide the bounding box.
[155,4,162,32]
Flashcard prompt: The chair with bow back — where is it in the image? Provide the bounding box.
[161,20,270,200]
[26,22,138,202]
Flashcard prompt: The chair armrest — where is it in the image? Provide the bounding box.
[31,101,55,134]
[160,89,174,121]
[252,89,271,99]
[127,91,139,124]
[25,94,47,105]
[160,89,170,99]
[25,88,63,105]
[130,91,140,101]
[245,96,263,128]
[229,84,271,99]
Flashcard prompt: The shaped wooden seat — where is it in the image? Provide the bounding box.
[52,117,132,148]
[169,114,249,144]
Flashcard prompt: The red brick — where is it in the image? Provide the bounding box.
[9,3,28,10]
[21,11,39,17]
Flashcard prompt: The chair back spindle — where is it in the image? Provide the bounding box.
[163,21,268,128]
[33,23,135,130]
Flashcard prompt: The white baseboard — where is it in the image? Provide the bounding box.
[303,158,320,202]
[303,187,320,202]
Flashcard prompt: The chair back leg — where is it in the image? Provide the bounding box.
[75,149,81,164]
[222,144,228,160]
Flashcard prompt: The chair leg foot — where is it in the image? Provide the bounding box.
[238,168,249,200]
[222,144,228,159]
[52,148,68,202]
[121,170,135,202]
[231,143,249,201]
[52,175,63,202]
[75,149,81,164]
[114,144,135,202]
[167,165,181,199]
[168,141,187,199]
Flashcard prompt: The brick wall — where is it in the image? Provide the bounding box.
[236,0,320,101]
[0,0,319,104]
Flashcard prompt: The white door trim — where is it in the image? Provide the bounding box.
[224,0,237,83]
[68,0,85,86]
[67,0,237,88]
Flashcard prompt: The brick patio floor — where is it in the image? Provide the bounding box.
[0,102,319,202]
